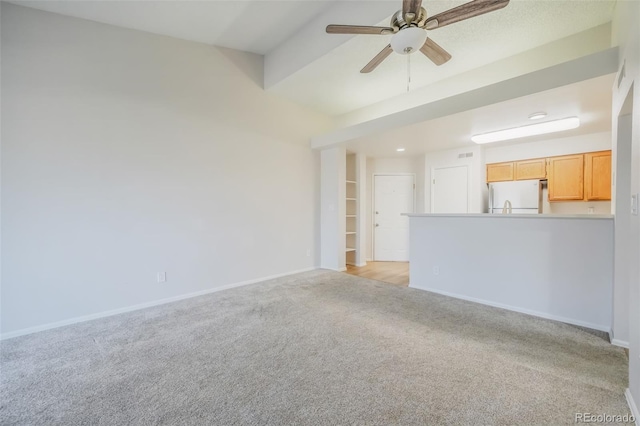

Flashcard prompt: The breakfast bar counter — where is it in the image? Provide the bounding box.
[403,213,614,332]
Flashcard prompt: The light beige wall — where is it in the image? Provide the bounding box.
[483,132,612,163]
[1,4,332,336]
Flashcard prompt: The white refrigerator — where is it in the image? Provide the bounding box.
[488,179,542,214]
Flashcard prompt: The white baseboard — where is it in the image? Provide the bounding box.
[612,339,630,348]
[625,388,639,426]
[355,262,367,267]
[0,267,317,341]
[411,284,610,333]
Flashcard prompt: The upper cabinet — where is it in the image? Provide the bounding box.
[485,150,612,202]
[486,162,514,182]
[487,159,546,182]
[515,158,546,180]
[584,151,612,201]
[547,154,584,201]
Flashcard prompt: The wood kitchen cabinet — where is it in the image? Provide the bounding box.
[486,150,611,201]
[486,162,514,182]
[487,159,545,182]
[515,158,546,180]
[547,154,584,201]
[584,151,612,200]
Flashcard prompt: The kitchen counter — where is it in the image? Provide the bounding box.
[406,213,613,332]
[403,213,613,219]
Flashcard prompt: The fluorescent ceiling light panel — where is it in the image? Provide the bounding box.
[472,117,580,144]
[396,148,406,152]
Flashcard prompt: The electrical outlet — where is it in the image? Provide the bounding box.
[157,272,167,283]
[433,266,440,276]
[632,194,639,216]
[306,248,311,257]
[587,207,594,214]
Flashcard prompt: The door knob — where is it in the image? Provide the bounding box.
[375,211,379,214]
[375,223,380,227]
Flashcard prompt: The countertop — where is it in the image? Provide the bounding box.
[402,213,614,220]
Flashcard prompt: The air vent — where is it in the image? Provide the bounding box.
[458,152,474,159]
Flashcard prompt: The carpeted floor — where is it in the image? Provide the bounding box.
[0,270,631,425]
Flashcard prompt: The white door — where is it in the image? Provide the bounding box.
[432,166,469,213]
[373,175,414,261]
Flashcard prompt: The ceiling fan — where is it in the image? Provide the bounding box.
[326,0,509,73]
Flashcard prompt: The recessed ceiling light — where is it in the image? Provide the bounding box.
[472,117,580,144]
[528,112,547,120]
[396,148,406,152]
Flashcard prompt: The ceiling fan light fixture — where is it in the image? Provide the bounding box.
[390,27,428,54]
[471,117,580,144]
[327,0,510,72]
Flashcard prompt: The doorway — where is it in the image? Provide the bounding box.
[431,165,469,213]
[373,174,415,261]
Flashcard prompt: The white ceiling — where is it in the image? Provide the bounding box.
[11,0,618,153]
[7,0,338,55]
[343,73,615,157]
[11,0,617,117]
[269,0,616,115]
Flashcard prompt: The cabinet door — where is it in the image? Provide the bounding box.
[515,158,546,180]
[584,150,611,200]
[486,162,514,182]
[548,154,584,201]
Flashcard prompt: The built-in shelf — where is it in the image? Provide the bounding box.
[346,154,358,265]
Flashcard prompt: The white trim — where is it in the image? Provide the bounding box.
[354,262,367,267]
[612,339,630,348]
[625,389,639,426]
[411,284,610,332]
[372,173,416,261]
[1,267,317,341]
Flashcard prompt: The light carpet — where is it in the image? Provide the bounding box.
[0,270,631,425]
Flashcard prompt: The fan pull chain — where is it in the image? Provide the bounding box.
[406,53,411,92]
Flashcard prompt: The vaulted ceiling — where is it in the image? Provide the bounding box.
[10,0,620,153]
